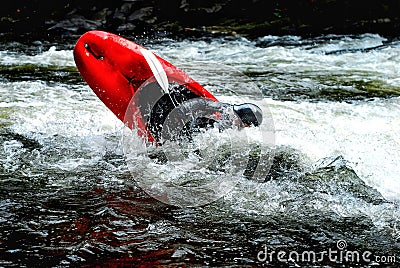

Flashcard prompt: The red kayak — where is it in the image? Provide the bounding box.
[74,30,218,143]
[74,31,263,144]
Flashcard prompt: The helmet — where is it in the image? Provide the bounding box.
[233,103,263,127]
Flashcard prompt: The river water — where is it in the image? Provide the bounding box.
[0,34,399,267]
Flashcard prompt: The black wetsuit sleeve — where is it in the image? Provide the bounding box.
[145,83,228,141]
[145,83,230,141]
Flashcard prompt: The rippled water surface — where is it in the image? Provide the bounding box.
[0,34,399,267]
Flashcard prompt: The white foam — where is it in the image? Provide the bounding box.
[260,97,400,200]
[1,35,399,225]
[0,46,75,67]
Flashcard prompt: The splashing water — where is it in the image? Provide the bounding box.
[0,34,399,266]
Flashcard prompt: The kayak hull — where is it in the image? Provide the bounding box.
[74,30,218,142]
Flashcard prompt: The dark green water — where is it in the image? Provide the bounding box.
[0,34,399,267]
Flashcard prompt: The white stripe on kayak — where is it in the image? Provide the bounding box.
[140,48,169,94]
